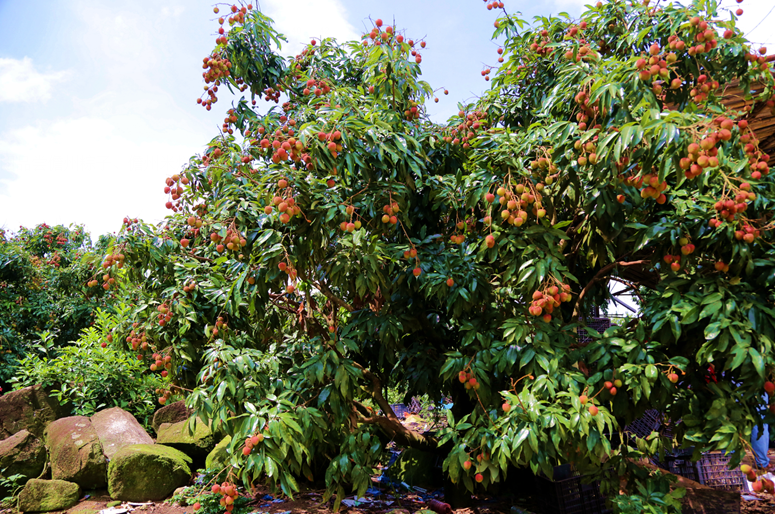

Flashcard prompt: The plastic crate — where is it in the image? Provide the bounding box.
[656,450,745,491]
[696,452,746,491]
[534,464,611,514]
[661,453,700,483]
[624,409,662,439]
[576,318,612,344]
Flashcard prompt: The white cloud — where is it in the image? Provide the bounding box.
[0,113,208,238]
[262,0,360,56]
[0,57,69,103]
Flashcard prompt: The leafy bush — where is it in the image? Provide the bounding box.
[167,469,252,514]
[10,305,165,429]
[0,472,26,509]
[0,223,114,385]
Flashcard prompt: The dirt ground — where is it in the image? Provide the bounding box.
[8,485,515,514]
[3,446,775,514]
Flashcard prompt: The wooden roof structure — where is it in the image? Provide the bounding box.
[720,64,775,162]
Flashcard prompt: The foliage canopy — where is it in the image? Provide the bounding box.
[96,0,775,510]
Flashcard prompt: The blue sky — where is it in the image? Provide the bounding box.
[0,0,772,238]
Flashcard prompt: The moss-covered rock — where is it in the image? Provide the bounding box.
[0,430,47,494]
[0,385,68,439]
[151,401,191,434]
[45,416,107,489]
[107,444,192,501]
[156,418,215,459]
[204,435,232,470]
[17,479,80,513]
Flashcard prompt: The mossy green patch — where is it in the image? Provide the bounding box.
[204,436,232,470]
[107,444,192,501]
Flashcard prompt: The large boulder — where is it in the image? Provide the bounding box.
[90,407,153,460]
[107,444,192,501]
[0,430,47,491]
[45,416,107,489]
[205,435,232,470]
[0,385,68,439]
[17,479,81,513]
[151,401,191,434]
[156,417,215,459]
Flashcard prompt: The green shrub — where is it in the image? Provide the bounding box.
[10,306,165,429]
[0,223,114,385]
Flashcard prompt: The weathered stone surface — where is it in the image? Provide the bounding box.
[17,479,80,513]
[156,418,215,458]
[90,407,153,461]
[0,385,68,439]
[205,435,232,470]
[107,444,192,501]
[0,430,46,488]
[45,416,107,489]
[151,401,191,434]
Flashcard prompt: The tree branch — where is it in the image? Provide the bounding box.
[571,260,648,319]
[349,362,438,451]
[297,269,354,312]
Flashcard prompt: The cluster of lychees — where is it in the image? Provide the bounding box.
[381,202,400,225]
[126,323,148,352]
[164,174,190,213]
[449,219,472,245]
[741,464,775,493]
[440,110,489,148]
[457,369,480,390]
[209,229,247,254]
[527,284,572,322]
[156,303,174,327]
[211,316,229,338]
[361,19,425,65]
[572,91,605,131]
[255,123,310,167]
[679,120,737,179]
[708,184,754,226]
[573,136,600,167]
[241,433,264,456]
[87,252,125,289]
[486,181,546,228]
[277,261,298,294]
[483,0,505,10]
[339,204,362,233]
[529,30,553,57]
[265,179,302,224]
[155,384,180,406]
[149,353,172,377]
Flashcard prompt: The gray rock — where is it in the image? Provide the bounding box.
[90,407,153,460]
[0,385,68,439]
[151,401,191,434]
[17,479,80,512]
[107,444,192,501]
[0,430,47,493]
[45,416,107,489]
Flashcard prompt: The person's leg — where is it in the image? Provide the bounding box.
[752,422,770,468]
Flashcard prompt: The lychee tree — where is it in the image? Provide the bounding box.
[0,224,112,386]
[104,0,775,511]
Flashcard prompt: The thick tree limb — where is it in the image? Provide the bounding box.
[350,361,438,451]
[571,260,648,319]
